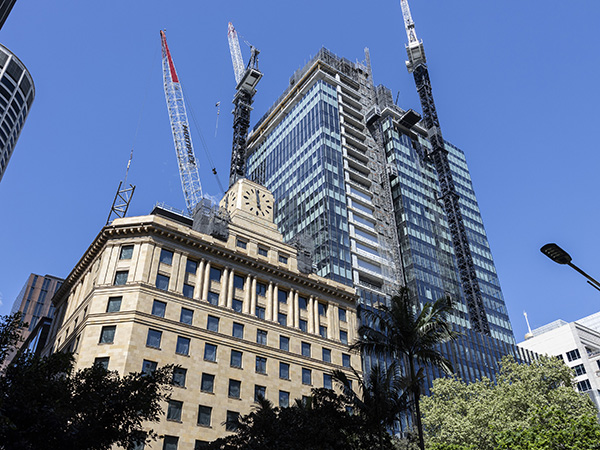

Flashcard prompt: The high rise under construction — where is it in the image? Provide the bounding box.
[245,5,522,388]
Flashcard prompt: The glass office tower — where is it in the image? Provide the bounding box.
[247,48,521,389]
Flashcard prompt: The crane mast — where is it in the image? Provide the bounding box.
[227,22,263,187]
[400,0,490,335]
[160,30,203,213]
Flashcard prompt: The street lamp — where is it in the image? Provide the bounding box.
[540,243,600,292]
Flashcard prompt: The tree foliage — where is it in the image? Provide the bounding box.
[421,355,600,450]
[0,313,173,450]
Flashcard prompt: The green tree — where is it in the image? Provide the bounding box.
[352,287,458,450]
[421,355,600,450]
[0,313,173,450]
[0,312,26,367]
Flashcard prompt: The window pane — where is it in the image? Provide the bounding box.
[119,245,134,260]
[278,313,287,326]
[236,240,247,249]
[278,290,287,304]
[167,400,182,421]
[318,303,327,316]
[180,308,193,325]
[146,329,162,348]
[279,390,289,408]
[114,271,128,286]
[232,322,244,339]
[342,353,351,367]
[231,350,243,368]
[207,316,219,332]
[232,299,243,313]
[258,247,268,257]
[198,405,212,427]
[201,373,215,392]
[233,275,245,290]
[319,325,327,339]
[299,319,307,332]
[254,385,266,402]
[204,343,217,362]
[152,300,166,318]
[228,379,241,398]
[160,249,173,265]
[226,411,239,431]
[255,306,265,319]
[99,326,116,344]
[172,367,187,387]
[256,282,267,297]
[257,329,267,345]
[176,336,190,355]
[106,297,122,312]
[279,362,289,379]
[298,296,307,310]
[322,348,331,362]
[207,291,219,305]
[163,435,179,450]
[209,267,222,282]
[302,368,311,385]
[323,373,332,389]
[94,357,109,369]
[339,308,347,322]
[186,259,198,274]
[142,359,157,374]
[256,356,267,374]
[301,342,311,357]
[340,330,348,345]
[279,255,288,264]
[183,284,194,299]
[280,336,289,351]
[155,274,169,291]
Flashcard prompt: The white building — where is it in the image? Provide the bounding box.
[518,313,600,410]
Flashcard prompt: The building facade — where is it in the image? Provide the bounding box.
[0,42,34,182]
[246,48,519,388]
[45,178,360,449]
[518,314,600,411]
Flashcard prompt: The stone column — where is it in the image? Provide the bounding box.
[201,261,210,300]
[313,298,320,334]
[308,296,315,334]
[293,291,299,328]
[273,284,279,322]
[243,274,251,314]
[219,268,228,307]
[194,259,205,301]
[250,277,257,316]
[329,304,337,340]
[227,269,234,308]
[266,282,273,321]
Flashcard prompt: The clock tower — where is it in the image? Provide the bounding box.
[220,178,276,228]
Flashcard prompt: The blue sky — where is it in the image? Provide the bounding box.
[1,0,599,343]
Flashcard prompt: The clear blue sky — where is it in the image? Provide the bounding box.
[1,0,599,343]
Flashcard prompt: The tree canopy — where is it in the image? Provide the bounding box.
[421,355,600,450]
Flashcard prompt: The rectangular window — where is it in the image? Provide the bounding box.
[299,319,307,332]
[209,267,222,282]
[204,343,217,362]
[183,284,194,299]
[172,367,187,387]
[318,302,327,316]
[301,342,311,357]
[180,307,193,325]
[198,405,212,427]
[166,400,182,421]
[146,329,162,348]
[566,349,581,362]
[94,356,109,369]
[279,362,290,379]
[278,290,288,304]
[256,356,267,374]
[298,296,307,310]
[228,379,241,398]
[232,299,243,313]
[279,390,290,408]
[254,385,266,402]
[186,259,198,274]
[280,335,290,351]
[160,249,174,265]
[152,300,166,318]
[258,247,268,257]
[233,274,245,290]
[207,315,219,332]
[232,322,244,339]
[119,245,134,260]
[230,350,243,368]
[577,379,592,392]
[155,274,169,291]
[278,313,287,326]
[573,364,586,376]
[226,411,239,431]
[302,368,312,385]
[176,336,190,355]
[142,359,157,375]
[207,291,219,305]
[323,373,332,389]
[163,436,179,450]
[255,306,265,319]
[257,329,267,345]
[106,296,122,313]
[340,330,348,345]
[99,325,116,344]
[342,353,351,367]
[114,270,128,286]
[279,255,288,264]
[256,282,267,297]
[236,239,247,249]
[339,308,347,322]
[319,326,327,339]
[322,348,331,363]
[201,373,215,392]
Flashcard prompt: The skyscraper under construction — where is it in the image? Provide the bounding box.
[245,11,520,387]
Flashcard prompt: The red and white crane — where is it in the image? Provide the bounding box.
[160,30,203,213]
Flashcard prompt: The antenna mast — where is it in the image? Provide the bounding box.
[160,30,203,213]
[400,0,490,335]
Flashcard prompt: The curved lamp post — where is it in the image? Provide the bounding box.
[540,243,600,292]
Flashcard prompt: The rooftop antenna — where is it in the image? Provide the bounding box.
[106,148,136,225]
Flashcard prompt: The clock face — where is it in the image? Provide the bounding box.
[227,191,237,210]
[243,187,272,217]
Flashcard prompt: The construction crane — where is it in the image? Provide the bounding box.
[400,0,490,335]
[227,22,263,187]
[160,30,203,213]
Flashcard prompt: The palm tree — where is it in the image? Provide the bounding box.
[352,287,459,450]
[333,363,406,450]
